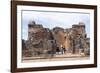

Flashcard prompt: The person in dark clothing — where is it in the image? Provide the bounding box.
[56,47,60,54]
[63,47,66,54]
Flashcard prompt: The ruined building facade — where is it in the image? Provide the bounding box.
[22,21,90,58]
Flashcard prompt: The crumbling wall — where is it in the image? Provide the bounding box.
[22,21,90,57]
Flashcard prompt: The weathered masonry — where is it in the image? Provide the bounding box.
[22,21,90,58]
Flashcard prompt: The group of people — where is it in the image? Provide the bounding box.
[56,47,66,55]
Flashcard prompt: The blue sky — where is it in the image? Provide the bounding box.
[22,10,90,40]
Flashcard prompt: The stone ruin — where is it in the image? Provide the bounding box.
[22,21,90,58]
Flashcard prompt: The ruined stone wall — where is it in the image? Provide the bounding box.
[52,27,71,52]
[22,21,90,57]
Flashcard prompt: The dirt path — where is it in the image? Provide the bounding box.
[22,53,89,62]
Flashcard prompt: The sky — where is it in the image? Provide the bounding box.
[22,10,90,40]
